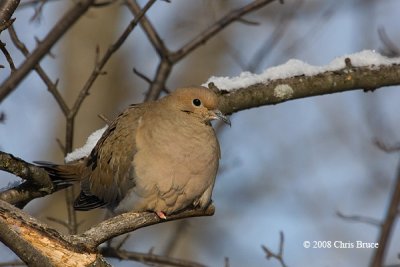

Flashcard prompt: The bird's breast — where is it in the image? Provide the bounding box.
[133,114,219,194]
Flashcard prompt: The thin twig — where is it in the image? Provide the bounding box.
[336,211,381,227]
[100,247,207,267]
[69,0,157,117]
[246,0,302,72]
[374,138,400,153]
[170,0,277,63]
[30,0,47,22]
[261,231,288,267]
[0,40,16,71]
[8,25,69,115]
[378,27,400,58]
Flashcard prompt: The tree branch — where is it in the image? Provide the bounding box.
[0,0,95,103]
[217,63,400,115]
[0,198,213,266]
[8,24,69,116]
[68,205,215,250]
[370,156,400,267]
[0,151,53,193]
[0,0,20,33]
[100,247,207,267]
[126,0,278,101]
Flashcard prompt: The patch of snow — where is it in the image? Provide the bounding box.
[65,126,108,163]
[204,50,400,90]
[273,84,294,100]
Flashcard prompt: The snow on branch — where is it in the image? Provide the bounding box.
[214,50,400,115]
[205,50,400,90]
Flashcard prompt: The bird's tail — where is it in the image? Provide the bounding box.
[34,161,82,190]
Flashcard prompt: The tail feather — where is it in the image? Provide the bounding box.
[34,161,82,190]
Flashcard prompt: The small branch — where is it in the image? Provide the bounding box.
[0,181,48,209]
[30,0,47,22]
[261,231,287,267]
[127,0,277,101]
[170,0,277,63]
[336,211,381,226]
[374,138,400,153]
[100,246,207,267]
[8,25,69,116]
[125,0,169,57]
[217,64,400,115]
[0,0,95,103]
[68,205,215,250]
[69,0,156,117]
[0,151,53,193]
[378,27,400,58]
[0,40,16,71]
[0,0,20,33]
[370,156,400,267]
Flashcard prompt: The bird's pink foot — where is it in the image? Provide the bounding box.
[156,211,167,220]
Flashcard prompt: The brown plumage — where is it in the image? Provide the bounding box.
[38,86,230,219]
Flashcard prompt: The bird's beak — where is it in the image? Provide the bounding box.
[211,109,231,126]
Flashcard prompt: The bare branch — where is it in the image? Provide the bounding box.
[0,0,95,103]
[125,0,169,57]
[0,40,16,71]
[336,211,381,227]
[0,151,53,193]
[126,0,278,101]
[261,231,287,267]
[0,198,213,266]
[378,27,400,58]
[100,247,207,267]
[217,63,400,115]
[370,156,400,267]
[68,205,215,250]
[69,0,157,117]
[0,0,20,32]
[374,138,400,153]
[8,25,69,116]
[170,0,278,63]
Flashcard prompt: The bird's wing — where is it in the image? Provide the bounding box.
[74,104,146,211]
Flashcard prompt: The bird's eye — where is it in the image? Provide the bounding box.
[192,98,202,107]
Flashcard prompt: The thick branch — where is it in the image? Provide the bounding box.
[68,205,215,250]
[0,0,20,32]
[217,63,400,115]
[0,151,53,192]
[0,200,105,266]
[0,198,213,266]
[0,0,95,103]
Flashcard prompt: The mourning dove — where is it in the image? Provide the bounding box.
[38,86,230,219]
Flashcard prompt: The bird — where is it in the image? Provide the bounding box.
[37,86,230,219]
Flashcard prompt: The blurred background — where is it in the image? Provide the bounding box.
[1,0,400,266]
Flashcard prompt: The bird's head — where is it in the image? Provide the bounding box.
[166,86,231,126]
